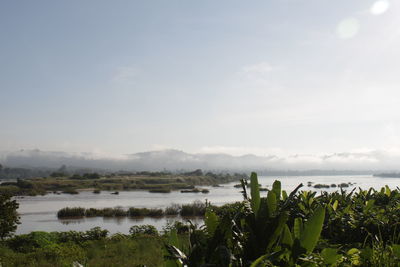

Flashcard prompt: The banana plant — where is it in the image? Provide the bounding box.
[251,205,326,266]
[165,172,323,267]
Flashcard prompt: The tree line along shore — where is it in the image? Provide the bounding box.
[0,169,247,196]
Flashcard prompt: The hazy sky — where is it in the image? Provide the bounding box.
[1,0,400,158]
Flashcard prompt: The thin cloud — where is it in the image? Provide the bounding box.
[235,62,282,88]
[112,66,139,85]
[242,62,275,74]
[198,146,286,157]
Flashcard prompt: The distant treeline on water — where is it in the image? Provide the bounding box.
[373,172,400,178]
[0,163,245,181]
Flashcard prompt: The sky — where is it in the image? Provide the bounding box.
[1,0,400,160]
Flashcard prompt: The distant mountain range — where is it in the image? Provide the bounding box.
[1,148,399,174]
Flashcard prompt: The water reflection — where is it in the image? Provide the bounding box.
[59,217,86,225]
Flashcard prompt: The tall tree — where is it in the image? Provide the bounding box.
[0,194,20,240]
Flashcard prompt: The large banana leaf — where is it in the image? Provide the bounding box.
[266,212,289,250]
[266,191,277,218]
[299,206,325,253]
[272,180,281,200]
[293,218,303,240]
[250,172,261,216]
[205,210,219,237]
[281,224,293,247]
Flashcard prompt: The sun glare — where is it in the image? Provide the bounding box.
[336,18,360,39]
[370,0,390,15]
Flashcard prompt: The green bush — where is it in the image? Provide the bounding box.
[0,230,163,266]
[61,188,79,194]
[165,204,180,215]
[128,207,149,216]
[147,208,164,217]
[85,227,109,240]
[0,194,20,240]
[57,207,85,218]
[129,225,158,236]
[180,201,206,216]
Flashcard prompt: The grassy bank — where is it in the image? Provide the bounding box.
[0,227,166,267]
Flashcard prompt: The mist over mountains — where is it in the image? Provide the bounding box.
[1,148,399,174]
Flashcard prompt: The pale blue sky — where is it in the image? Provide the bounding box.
[1,0,400,158]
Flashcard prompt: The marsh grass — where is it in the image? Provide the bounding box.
[57,201,208,218]
[165,204,180,215]
[180,201,206,216]
[128,207,164,217]
[61,188,79,194]
[57,207,85,217]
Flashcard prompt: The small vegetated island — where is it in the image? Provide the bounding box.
[0,167,247,196]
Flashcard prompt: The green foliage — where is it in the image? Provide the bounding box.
[57,207,85,217]
[0,179,46,196]
[165,174,309,266]
[129,225,158,236]
[85,227,109,240]
[8,171,400,266]
[180,201,206,216]
[204,210,219,237]
[298,206,325,254]
[250,172,260,216]
[129,207,164,217]
[0,194,19,240]
[61,188,79,194]
[0,229,163,266]
[165,173,400,266]
[165,204,180,215]
[2,170,245,197]
[57,202,209,219]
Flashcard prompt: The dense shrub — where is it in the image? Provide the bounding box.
[0,194,20,240]
[57,207,85,218]
[0,229,163,266]
[128,207,149,217]
[180,201,206,216]
[129,225,158,236]
[128,207,164,217]
[85,227,109,240]
[5,231,59,253]
[147,208,164,217]
[85,208,100,217]
[61,188,79,194]
[165,204,180,215]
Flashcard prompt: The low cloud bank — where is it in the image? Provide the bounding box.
[1,148,400,173]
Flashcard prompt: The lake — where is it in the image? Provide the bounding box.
[15,175,400,234]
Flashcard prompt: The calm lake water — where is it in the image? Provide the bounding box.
[16,175,400,234]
